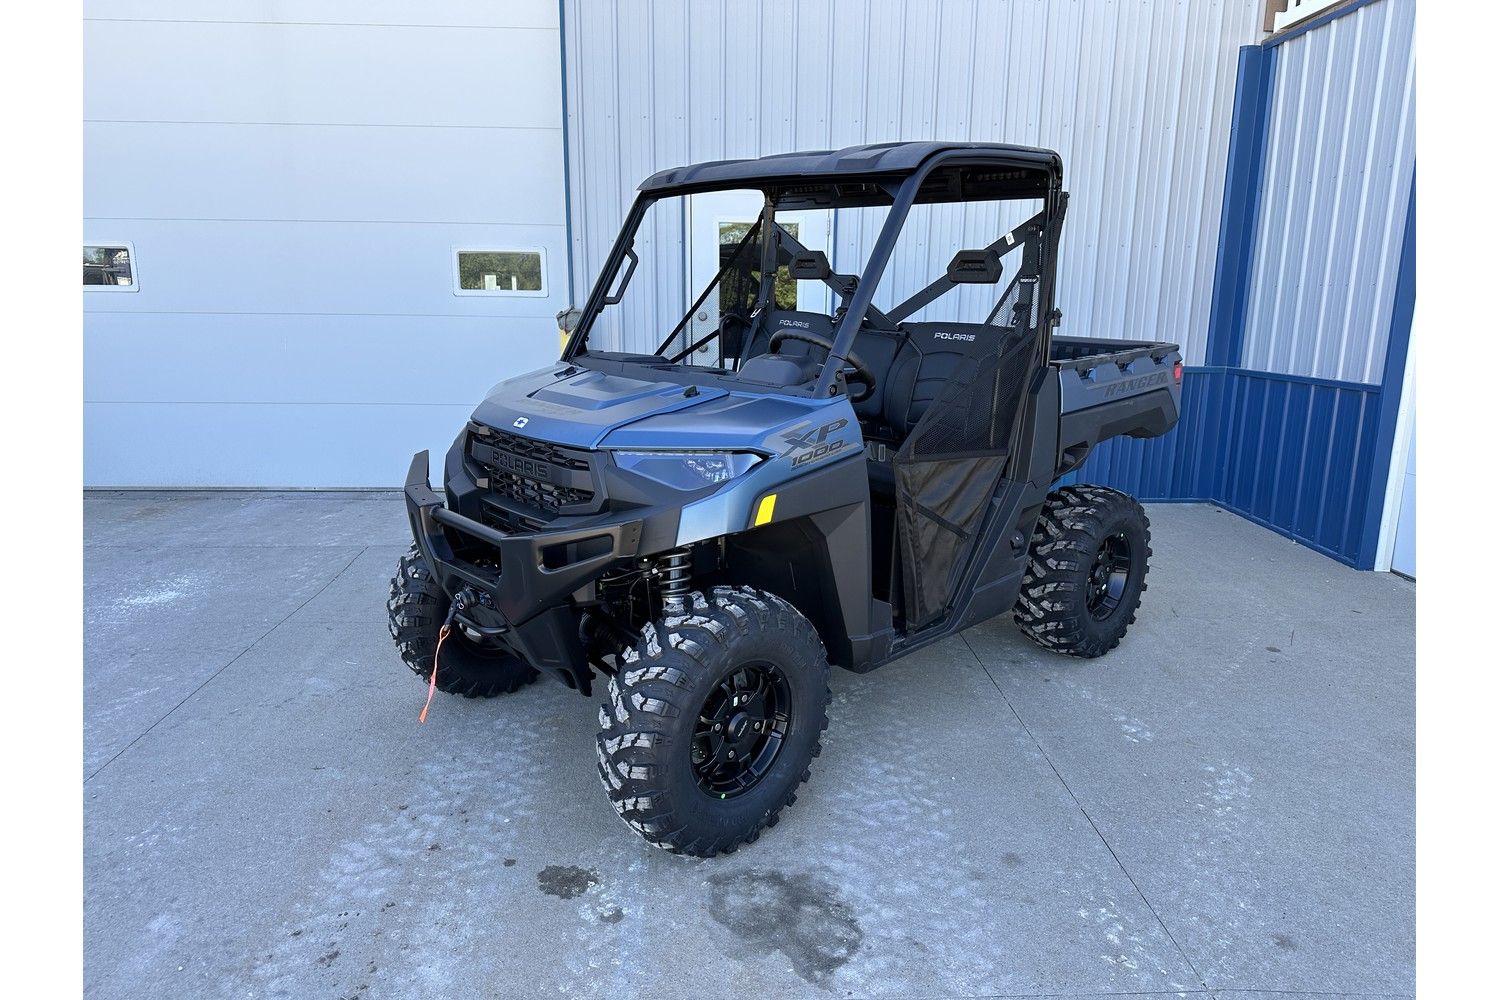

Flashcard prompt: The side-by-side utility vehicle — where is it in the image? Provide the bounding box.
[389,142,1182,856]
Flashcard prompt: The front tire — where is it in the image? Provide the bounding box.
[1013,485,1151,658]
[596,586,831,857]
[386,545,539,697]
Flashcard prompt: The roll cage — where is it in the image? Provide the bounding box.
[562,142,1067,398]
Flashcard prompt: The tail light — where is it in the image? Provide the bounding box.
[1173,361,1183,384]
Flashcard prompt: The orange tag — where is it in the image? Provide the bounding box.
[419,624,450,724]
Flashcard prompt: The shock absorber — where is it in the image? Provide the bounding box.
[656,546,693,615]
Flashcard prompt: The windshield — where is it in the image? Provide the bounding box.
[566,166,1057,392]
[570,189,840,371]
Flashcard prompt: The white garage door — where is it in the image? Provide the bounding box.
[84,2,571,486]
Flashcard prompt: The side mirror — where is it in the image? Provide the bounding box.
[788,250,833,281]
[946,248,1003,284]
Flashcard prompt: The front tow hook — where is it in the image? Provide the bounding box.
[451,586,510,639]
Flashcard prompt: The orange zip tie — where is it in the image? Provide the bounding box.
[419,623,451,724]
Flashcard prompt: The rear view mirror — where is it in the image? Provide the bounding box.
[788,250,833,281]
[947,248,1003,284]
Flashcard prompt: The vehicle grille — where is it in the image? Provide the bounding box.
[482,428,590,471]
[485,473,593,516]
[467,423,596,529]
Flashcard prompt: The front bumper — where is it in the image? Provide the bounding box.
[404,450,646,690]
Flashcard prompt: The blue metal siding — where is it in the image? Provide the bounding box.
[1204,45,1277,368]
[1064,368,1386,566]
[1219,373,1382,563]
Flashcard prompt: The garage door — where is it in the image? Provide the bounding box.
[83,2,571,486]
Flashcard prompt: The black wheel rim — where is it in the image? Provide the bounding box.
[691,661,791,799]
[1087,533,1133,621]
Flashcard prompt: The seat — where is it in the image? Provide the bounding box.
[846,325,906,421]
[741,310,835,361]
[880,322,1003,434]
[866,322,1008,494]
[742,312,906,415]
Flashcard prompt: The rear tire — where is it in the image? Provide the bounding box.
[1013,485,1151,658]
[386,545,539,697]
[596,586,831,857]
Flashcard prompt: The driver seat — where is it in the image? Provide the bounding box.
[746,311,908,419]
[735,310,834,389]
[741,310,835,361]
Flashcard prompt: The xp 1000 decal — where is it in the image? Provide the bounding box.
[778,416,857,469]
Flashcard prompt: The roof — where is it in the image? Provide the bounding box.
[639,141,1063,194]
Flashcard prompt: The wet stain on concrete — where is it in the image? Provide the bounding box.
[1271,932,1297,950]
[1002,851,1024,867]
[503,858,517,867]
[1266,646,1282,653]
[599,906,625,924]
[705,868,863,985]
[537,865,600,900]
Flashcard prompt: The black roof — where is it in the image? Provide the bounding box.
[639,141,1062,194]
[640,141,1062,194]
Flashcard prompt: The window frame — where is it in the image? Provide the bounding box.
[83,241,139,293]
[451,246,549,298]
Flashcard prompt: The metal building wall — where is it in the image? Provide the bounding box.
[1240,0,1415,382]
[1063,0,1416,568]
[561,0,1264,363]
[84,1,571,486]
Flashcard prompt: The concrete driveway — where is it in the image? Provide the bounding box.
[83,492,1414,1000]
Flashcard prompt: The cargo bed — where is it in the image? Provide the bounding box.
[1049,335,1183,478]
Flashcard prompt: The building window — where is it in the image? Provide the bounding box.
[84,244,137,290]
[453,249,546,296]
[718,221,801,310]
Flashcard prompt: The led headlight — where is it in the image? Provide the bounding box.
[612,451,763,490]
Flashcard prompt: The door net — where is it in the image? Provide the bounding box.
[891,211,1061,629]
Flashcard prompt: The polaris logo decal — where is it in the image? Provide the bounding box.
[1101,371,1171,399]
[513,416,529,428]
[932,331,977,342]
[778,319,811,330]
[779,417,852,468]
[486,447,553,482]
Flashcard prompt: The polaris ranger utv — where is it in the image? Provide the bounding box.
[389,142,1181,856]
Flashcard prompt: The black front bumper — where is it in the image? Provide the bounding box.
[404,450,645,690]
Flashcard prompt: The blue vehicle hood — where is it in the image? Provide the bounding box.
[470,364,845,453]
[470,366,730,449]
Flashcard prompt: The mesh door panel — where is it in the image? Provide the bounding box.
[893,332,1035,628]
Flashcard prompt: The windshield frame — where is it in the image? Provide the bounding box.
[561,151,1064,398]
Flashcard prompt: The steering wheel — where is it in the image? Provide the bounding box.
[768,329,876,403]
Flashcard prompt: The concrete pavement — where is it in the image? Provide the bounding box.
[83,491,1415,999]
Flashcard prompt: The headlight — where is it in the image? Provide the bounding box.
[612,451,763,490]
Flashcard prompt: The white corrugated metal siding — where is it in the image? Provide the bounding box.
[1241,0,1415,384]
[563,0,1263,362]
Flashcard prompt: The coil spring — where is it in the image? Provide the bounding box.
[657,547,692,613]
